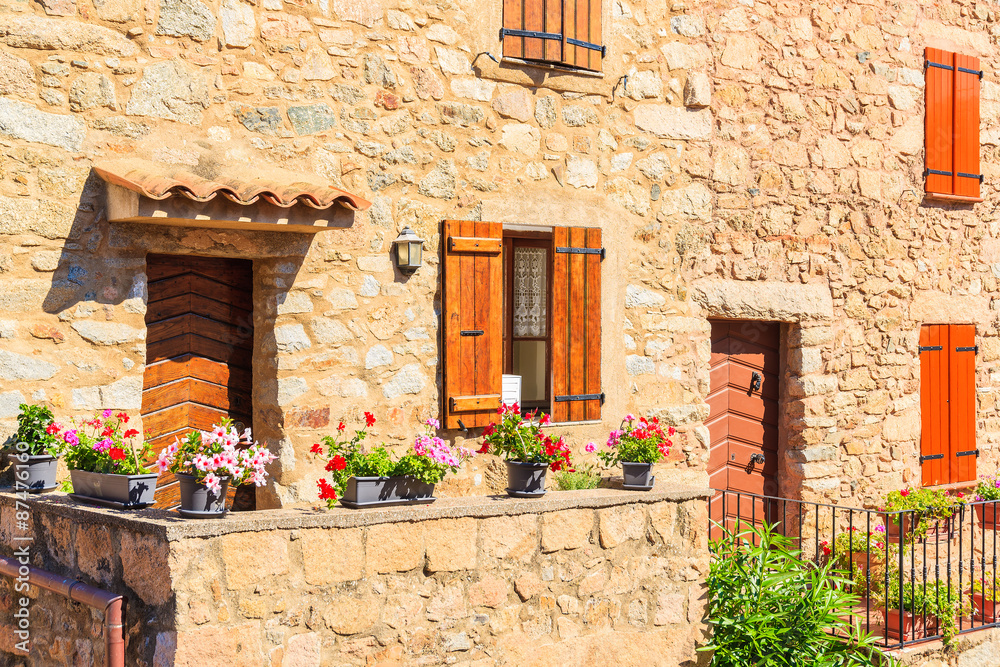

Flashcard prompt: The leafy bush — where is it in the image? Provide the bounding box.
[884,578,966,647]
[703,521,882,667]
[14,404,64,457]
[479,404,571,469]
[63,410,152,475]
[594,414,673,466]
[884,487,964,541]
[554,466,601,490]
[974,474,1000,501]
[972,573,999,602]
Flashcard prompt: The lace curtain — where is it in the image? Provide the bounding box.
[513,247,547,337]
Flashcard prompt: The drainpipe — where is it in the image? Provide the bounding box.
[0,555,124,667]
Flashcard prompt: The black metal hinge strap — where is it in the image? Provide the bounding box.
[926,60,954,71]
[555,393,605,404]
[957,66,984,79]
[957,449,980,457]
[957,173,984,181]
[555,246,606,260]
[566,37,607,57]
[925,169,953,177]
[919,345,943,352]
[460,330,484,337]
[956,346,979,353]
[920,453,945,462]
[501,28,562,42]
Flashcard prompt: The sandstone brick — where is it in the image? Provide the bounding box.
[425,518,477,572]
[481,514,538,562]
[300,527,363,584]
[598,507,646,548]
[121,530,171,605]
[654,592,685,625]
[542,509,593,552]
[468,574,510,608]
[366,522,424,573]
[324,596,380,634]
[281,632,320,667]
[220,532,290,590]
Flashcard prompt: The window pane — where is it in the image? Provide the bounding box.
[513,340,546,403]
[513,246,547,337]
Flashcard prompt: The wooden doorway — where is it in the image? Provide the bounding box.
[142,254,254,509]
[708,320,781,539]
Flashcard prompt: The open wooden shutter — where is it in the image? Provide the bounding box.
[443,220,503,429]
[502,0,563,62]
[563,0,604,71]
[551,227,602,423]
[925,48,955,196]
[920,324,978,486]
[920,324,949,486]
[953,54,982,199]
[949,325,977,483]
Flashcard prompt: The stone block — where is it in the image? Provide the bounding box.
[0,97,85,152]
[323,595,380,634]
[481,514,538,562]
[654,591,685,625]
[598,507,646,548]
[366,521,424,573]
[542,509,593,552]
[468,574,509,608]
[684,72,711,108]
[121,530,171,605]
[281,632,320,667]
[156,0,215,41]
[0,14,137,56]
[220,532,290,590]
[425,518,477,572]
[300,527,363,585]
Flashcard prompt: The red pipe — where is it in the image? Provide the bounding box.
[0,555,124,667]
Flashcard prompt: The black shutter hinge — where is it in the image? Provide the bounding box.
[957,65,984,79]
[500,28,562,42]
[957,449,980,457]
[555,246,605,260]
[957,173,984,182]
[920,453,945,462]
[924,169,953,177]
[919,345,943,353]
[925,59,955,72]
[554,393,605,404]
[460,330,484,337]
[956,346,979,353]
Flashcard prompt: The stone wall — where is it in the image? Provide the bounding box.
[0,0,999,507]
[0,487,710,666]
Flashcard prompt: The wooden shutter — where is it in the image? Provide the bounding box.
[443,220,503,429]
[563,0,604,71]
[949,325,977,483]
[502,0,563,62]
[953,54,982,199]
[920,324,978,486]
[551,227,602,423]
[925,48,955,196]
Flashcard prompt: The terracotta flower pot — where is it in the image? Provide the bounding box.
[69,470,158,509]
[885,609,940,641]
[975,503,998,530]
[8,451,58,493]
[177,473,229,518]
[886,514,953,544]
[971,592,998,624]
[505,461,548,498]
[339,475,436,509]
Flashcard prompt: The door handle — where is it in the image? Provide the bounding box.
[749,453,765,465]
[750,372,762,393]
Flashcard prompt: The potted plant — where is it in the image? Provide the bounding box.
[8,404,65,493]
[593,414,673,489]
[64,410,158,508]
[884,578,965,646]
[973,473,1000,530]
[970,574,998,624]
[155,419,276,518]
[821,525,893,600]
[312,414,473,508]
[883,488,962,544]
[478,403,572,498]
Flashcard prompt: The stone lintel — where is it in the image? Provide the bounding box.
[691,278,834,322]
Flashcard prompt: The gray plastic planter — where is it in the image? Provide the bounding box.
[177,473,230,518]
[621,462,653,488]
[340,476,436,509]
[8,451,58,493]
[505,461,548,498]
[70,470,158,508]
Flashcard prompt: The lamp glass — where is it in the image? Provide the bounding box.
[396,241,410,266]
[409,241,422,268]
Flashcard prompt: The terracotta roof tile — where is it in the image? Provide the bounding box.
[94,158,371,211]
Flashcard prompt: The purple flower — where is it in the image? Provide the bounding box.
[94,438,113,452]
[102,409,113,419]
[63,430,79,446]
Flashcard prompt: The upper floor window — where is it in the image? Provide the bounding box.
[925,47,983,202]
[502,0,605,72]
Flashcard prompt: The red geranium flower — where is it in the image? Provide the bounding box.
[317,479,337,501]
[45,423,60,435]
[332,455,346,471]
[101,426,114,437]
[123,429,139,439]
[337,421,346,432]
[109,447,127,461]
[364,412,376,427]
[310,443,323,454]
[116,412,129,424]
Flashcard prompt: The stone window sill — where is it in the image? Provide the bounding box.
[924,192,984,204]
[501,57,604,79]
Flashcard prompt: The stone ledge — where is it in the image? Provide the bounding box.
[0,483,712,541]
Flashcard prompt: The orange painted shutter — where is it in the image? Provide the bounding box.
[953,54,982,199]
[920,325,949,486]
[925,48,955,196]
[949,325,977,483]
[503,0,562,62]
[551,227,602,423]
[443,221,503,429]
[562,0,604,71]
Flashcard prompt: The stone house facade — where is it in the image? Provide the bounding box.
[0,0,997,513]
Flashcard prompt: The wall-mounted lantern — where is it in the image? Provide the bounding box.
[393,226,424,274]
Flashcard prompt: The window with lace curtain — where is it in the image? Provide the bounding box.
[505,237,551,411]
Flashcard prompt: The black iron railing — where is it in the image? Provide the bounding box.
[711,490,1000,649]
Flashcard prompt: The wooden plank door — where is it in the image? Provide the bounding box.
[708,320,781,540]
[143,254,254,508]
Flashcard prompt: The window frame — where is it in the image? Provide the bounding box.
[500,0,606,74]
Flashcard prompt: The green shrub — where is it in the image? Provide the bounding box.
[554,466,601,490]
[703,521,883,667]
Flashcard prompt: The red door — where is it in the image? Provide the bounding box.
[708,320,780,538]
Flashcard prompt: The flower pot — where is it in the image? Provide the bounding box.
[339,475,436,509]
[844,551,885,576]
[885,609,939,641]
[886,514,953,544]
[69,470,158,509]
[7,451,58,493]
[621,461,653,489]
[975,503,998,530]
[177,473,229,518]
[971,593,998,624]
[506,461,548,498]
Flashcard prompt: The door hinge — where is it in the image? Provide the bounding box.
[957,449,980,457]
[920,453,945,462]
[554,393,605,404]
[555,246,605,260]
[919,345,943,353]
[500,27,562,42]
[956,346,979,353]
